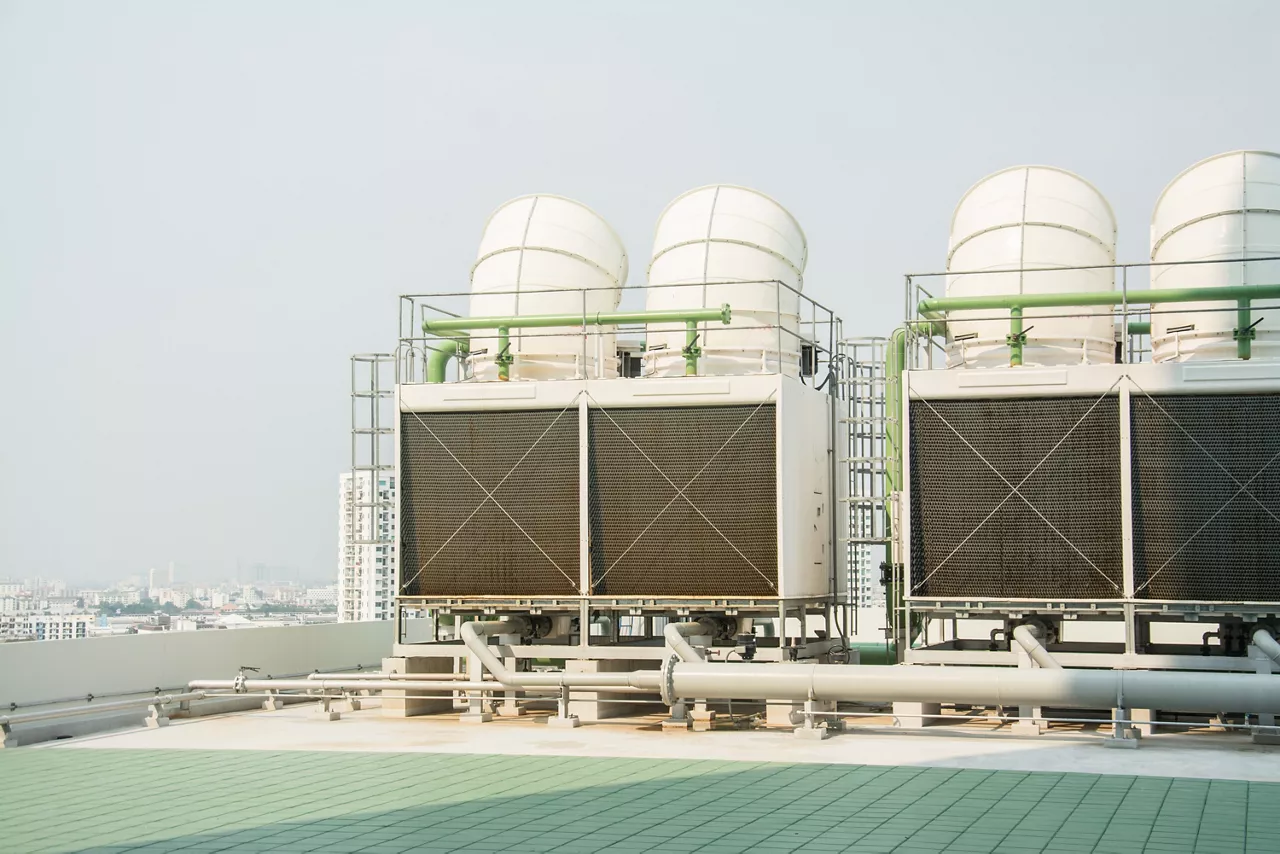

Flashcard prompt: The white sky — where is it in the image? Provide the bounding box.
[2,0,1277,583]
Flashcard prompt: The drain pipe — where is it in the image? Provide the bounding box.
[1012,624,1062,670]
[1253,628,1280,667]
[664,619,718,662]
[461,619,662,690]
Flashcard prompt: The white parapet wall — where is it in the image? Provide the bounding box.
[0,621,393,708]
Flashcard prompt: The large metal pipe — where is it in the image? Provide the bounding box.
[1254,628,1280,668]
[1012,624,1062,670]
[460,619,662,690]
[663,661,1280,714]
[664,620,715,662]
[306,672,496,682]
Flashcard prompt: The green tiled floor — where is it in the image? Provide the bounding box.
[0,749,1274,853]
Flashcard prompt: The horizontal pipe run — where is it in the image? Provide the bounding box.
[422,305,732,334]
[189,679,656,696]
[306,672,496,682]
[460,619,663,691]
[0,692,207,728]
[918,283,1280,316]
[666,662,1280,715]
[1127,321,1151,336]
[1012,625,1062,670]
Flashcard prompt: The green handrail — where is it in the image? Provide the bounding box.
[421,304,733,380]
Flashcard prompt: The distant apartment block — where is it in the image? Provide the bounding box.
[338,471,396,622]
[0,613,94,641]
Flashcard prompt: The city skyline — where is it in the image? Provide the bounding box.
[5,2,1280,580]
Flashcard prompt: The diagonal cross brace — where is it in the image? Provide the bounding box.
[587,391,779,592]
[1129,380,1280,595]
[911,380,1125,594]
[400,394,583,593]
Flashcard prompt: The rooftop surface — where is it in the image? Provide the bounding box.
[3,704,1278,853]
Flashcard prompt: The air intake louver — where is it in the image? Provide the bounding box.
[909,396,1123,599]
[587,404,778,597]
[1131,393,1280,602]
[399,409,579,597]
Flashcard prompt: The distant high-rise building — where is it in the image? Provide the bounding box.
[337,471,396,622]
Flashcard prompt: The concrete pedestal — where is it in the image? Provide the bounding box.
[381,656,456,718]
[567,659,659,721]
[766,700,803,728]
[894,702,941,728]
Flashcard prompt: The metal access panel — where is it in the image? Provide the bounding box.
[908,394,1124,599]
[1131,392,1280,602]
[398,408,579,597]
[587,403,779,597]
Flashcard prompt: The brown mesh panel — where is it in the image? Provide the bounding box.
[909,395,1123,599]
[1132,393,1280,602]
[399,408,579,597]
[587,404,778,597]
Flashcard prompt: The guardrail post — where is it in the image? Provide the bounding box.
[1235,298,1255,360]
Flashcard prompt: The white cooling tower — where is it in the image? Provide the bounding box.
[946,166,1117,369]
[468,195,628,381]
[643,185,807,377]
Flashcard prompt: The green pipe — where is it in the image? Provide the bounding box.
[1007,307,1025,367]
[883,328,907,655]
[1237,299,1254,360]
[682,320,700,376]
[918,283,1280,316]
[422,304,732,334]
[426,337,469,383]
[497,326,513,381]
[1127,321,1151,336]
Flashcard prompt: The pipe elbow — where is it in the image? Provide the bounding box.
[1012,624,1062,670]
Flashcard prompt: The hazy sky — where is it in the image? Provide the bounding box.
[3,1,1278,584]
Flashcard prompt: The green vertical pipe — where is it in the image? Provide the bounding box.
[426,337,468,383]
[1237,299,1253,361]
[683,319,701,376]
[884,329,906,644]
[497,326,513,381]
[1008,307,1024,367]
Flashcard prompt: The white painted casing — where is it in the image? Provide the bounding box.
[469,195,628,381]
[644,185,807,377]
[946,166,1117,369]
[1150,150,1280,362]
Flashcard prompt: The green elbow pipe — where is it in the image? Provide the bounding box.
[426,337,468,383]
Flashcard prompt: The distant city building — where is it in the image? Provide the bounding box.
[851,543,884,608]
[304,585,339,607]
[4,613,94,641]
[0,581,23,598]
[338,471,396,622]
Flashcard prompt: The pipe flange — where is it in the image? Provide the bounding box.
[659,653,680,706]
